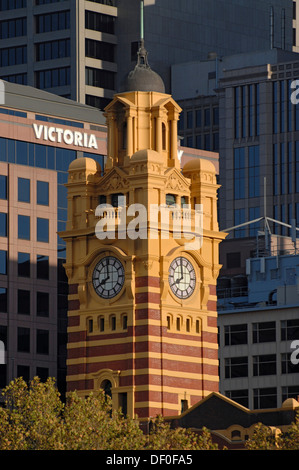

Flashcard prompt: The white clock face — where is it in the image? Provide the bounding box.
[169,257,196,299]
[92,256,125,299]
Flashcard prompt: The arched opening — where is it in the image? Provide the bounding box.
[101,379,112,399]
[162,122,166,150]
[122,122,127,149]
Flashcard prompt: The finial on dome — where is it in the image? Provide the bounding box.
[138,1,149,67]
[118,0,165,94]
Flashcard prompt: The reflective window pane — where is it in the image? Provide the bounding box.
[37,217,49,243]
[18,177,30,202]
[0,250,7,275]
[18,215,30,240]
[0,213,7,237]
[37,181,49,206]
[0,175,7,199]
[18,252,30,277]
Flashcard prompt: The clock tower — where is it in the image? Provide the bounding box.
[61,42,226,419]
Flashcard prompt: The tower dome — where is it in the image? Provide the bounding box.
[120,42,165,94]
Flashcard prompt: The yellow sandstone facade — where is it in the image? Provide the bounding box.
[60,50,226,419]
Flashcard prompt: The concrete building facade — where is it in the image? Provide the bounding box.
[218,249,299,410]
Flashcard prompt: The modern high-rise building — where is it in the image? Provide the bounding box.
[171,47,299,409]
[0,80,106,397]
[0,0,295,109]
[218,241,299,410]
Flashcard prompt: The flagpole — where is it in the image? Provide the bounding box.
[140,0,144,45]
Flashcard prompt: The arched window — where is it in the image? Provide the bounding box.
[101,379,112,399]
[111,315,116,331]
[99,316,104,332]
[231,429,241,440]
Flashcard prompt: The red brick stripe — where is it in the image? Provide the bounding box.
[135,276,160,288]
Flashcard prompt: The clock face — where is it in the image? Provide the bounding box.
[169,257,196,299]
[92,256,125,299]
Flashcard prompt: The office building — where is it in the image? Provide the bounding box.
[0,80,106,397]
[172,49,299,268]
[218,243,299,410]
[0,0,295,109]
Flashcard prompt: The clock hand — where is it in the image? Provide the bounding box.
[100,276,110,286]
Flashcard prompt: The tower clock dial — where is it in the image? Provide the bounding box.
[169,256,196,299]
[92,256,125,299]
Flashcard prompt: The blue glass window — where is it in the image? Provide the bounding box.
[7,139,15,163]
[37,181,49,206]
[18,252,30,277]
[16,141,28,165]
[241,86,246,138]
[235,87,240,139]
[58,184,67,209]
[18,177,30,203]
[0,213,7,237]
[234,208,246,238]
[288,142,292,194]
[274,143,279,195]
[48,147,55,170]
[0,250,7,275]
[18,214,30,240]
[56,148,75,171]
[187,111,193,129]
[37,217,49,243]
[234,148,245,199]
[281,81,285,133]
[0,138,6,162]
[249,85,254,137]
[288,80,293,132]
[273,82,278,134]
[256,84,260,136]
[281,143,286,195]
[35,144,47,168]
[248,146,259,198]
[0,175,7,199]
[249,207,260,237]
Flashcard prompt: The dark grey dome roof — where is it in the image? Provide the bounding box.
[120,43,165,94]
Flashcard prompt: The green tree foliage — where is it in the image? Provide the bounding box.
[0,377,217,450]
[278,411,299,450]
[245,411,299,450]
[146,415,218,450]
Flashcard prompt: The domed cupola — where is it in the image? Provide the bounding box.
[120,40,165,94]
